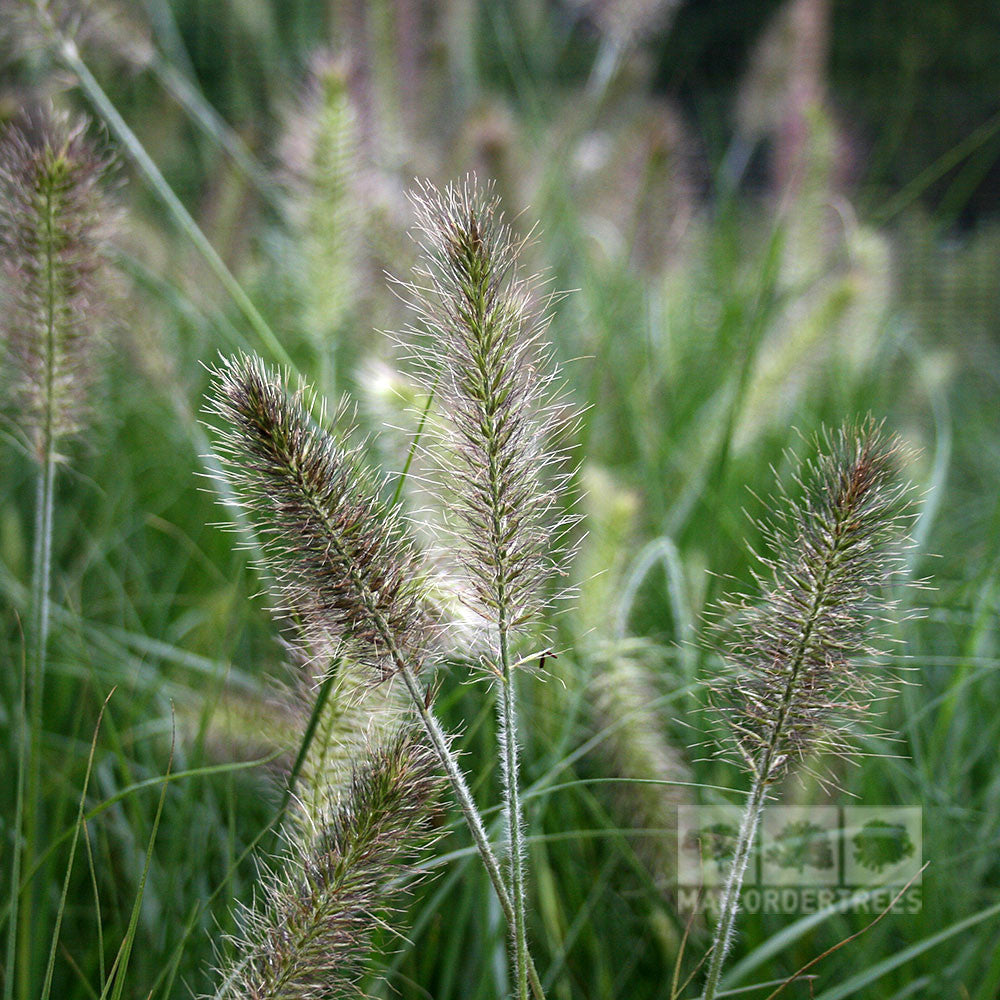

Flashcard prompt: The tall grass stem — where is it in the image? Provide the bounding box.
[700,780,766,1000]
[395,661,545,1000]
[499,631,530,1000]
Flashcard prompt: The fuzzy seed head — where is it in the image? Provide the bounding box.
[590,640,691,883]
[280,51,360,349]
[0,108,115,459]
[286,646,410,832]
[218,728,442,1000]
[398,177,579,646]
[206,353,436,678]
[712,419,916,782]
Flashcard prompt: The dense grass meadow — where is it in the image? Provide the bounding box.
[2,2,1000,998]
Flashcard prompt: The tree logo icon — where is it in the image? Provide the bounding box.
[852,818,916,874]
[766,820,836,874]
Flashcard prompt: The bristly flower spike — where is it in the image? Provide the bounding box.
[206,352,435,678]
[701,417,916,1000]
[217,728,443,1000]
[207,353,549,1000]
[400,176,579,642]
[397,177,577,1000]
[0,108,114,460]
[712,417,916,784]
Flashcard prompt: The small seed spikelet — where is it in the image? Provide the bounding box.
[590,640,691,886]
[0,109,114,460]
[289,650,409,833]
[399,177,577,642]
[280,51,360,352]
[217,728,442,1000]
[712,419,914,782]
[207,353,435,678]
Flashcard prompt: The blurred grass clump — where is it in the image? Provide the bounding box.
[2,1,1000,999]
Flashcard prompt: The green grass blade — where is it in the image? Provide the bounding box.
[812,901,1000,1000]
[0,753,281,935]
[262,665,337,855]
[54,38,293,369]
[391,381,437,508]
[39,689,115,1000]
[81,821,105,991]
[100,714,176,1000]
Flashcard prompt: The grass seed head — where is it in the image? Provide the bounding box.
[711,418,916,783]
[206,352,437,679]
[397,176,579,649]
[0,107,115,460]
[218,727,442,1000]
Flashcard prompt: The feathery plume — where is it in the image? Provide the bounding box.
[711,418,915,783]
[399,176,577,643]
[217,727,442,1000]
[206,352,435,678]
[700,418,916,1000]
[397,176,576,1000]
[0,108,114,460]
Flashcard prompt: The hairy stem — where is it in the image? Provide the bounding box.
[700,778,765,1000]
[499,628,530,1000]
[15,167,61,1000]
[395,663,544,1000]
[479,336,531,999]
